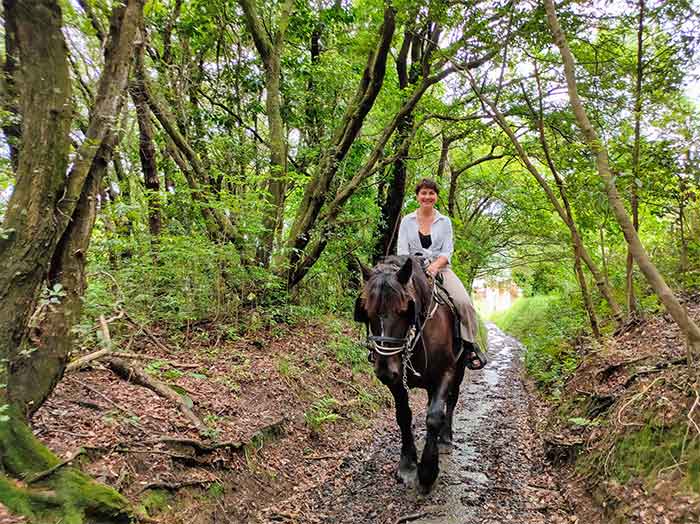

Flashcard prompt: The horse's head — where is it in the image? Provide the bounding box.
[355,256,428,386]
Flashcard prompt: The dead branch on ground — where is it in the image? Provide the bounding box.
[103,356,208,435]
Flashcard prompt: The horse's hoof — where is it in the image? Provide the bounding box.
[438,434,453,446]
[418,482,433,495]
[395,464,417,486]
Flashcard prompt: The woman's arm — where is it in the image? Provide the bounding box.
[397,217,409,255]
[427,217,454,276]
[427,256,449,276]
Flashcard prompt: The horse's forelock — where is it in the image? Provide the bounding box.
[361,256,432,317]
[361,265,410,317]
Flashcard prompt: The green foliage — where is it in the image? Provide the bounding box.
[304,396,340,432]
[331,337,371,375]
[492,296,586,393]
[206,482,224,499]
[138,489,171,517]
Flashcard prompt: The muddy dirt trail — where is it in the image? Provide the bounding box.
[262,324,578,524]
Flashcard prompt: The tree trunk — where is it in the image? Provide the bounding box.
[527,72,601,338]
[1,0,20,170]
[144,77,241,244]
[373,20,430,263]
[238,0,293,267]
[599,226,610,289]
[0,1,141,520]
[373,114,411,263]
[679,174,689,274]
[574,249,601,339]
[471,79,625,325]
[130,35,161,238]
[626,0,645,316]
[284,6,396,276]
[436,133,451,184]
[11,138,116,417]
[0,0,74,403]
[544,0,700,353]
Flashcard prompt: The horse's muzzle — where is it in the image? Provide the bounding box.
[374,359,401,385]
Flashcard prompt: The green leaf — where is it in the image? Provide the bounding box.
[568,417,592,426]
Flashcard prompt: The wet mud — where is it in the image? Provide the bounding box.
[271,324,575,524]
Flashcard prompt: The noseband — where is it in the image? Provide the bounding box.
[367,316,419,356]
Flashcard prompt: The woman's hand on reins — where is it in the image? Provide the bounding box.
[426,262,440,277]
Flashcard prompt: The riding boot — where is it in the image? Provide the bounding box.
[463,340,487,370]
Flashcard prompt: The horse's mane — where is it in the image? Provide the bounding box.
[361,256,431,317]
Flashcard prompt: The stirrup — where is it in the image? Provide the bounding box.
[464,343,487,370]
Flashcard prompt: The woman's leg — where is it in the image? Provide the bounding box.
[439,267,478,344]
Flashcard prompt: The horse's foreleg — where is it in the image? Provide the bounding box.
[440,364,465,446]
[418,379,450,493]
[390,384,417,485]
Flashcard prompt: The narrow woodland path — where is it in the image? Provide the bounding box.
[264,324,578,524]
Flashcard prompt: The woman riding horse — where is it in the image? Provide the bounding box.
[398,178,485,369]
[355,179,487,493]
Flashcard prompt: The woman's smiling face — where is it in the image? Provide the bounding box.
[417,187,437,209]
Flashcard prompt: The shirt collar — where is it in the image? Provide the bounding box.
[407,209,445,223]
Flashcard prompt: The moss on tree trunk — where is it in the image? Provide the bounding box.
[0,406,131,523]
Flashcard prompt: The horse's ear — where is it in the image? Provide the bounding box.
[396,257,412,285]
[354,296,368,324]
[355,256,373,282]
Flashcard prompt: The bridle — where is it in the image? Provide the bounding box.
[367,314,419,357]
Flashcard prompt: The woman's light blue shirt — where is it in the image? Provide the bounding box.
[397,209,454,263]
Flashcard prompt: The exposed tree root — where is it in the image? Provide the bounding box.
[137,479,215,494]
[147,417,287,454]
[26,448,86,485]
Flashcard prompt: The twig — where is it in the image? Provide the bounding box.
[395,512,429,524]
[616,376,665,427]
[687,389,700,436]
[45,427,94,438]
[26,448,86,484]
[66,315,114,372]
[72,349,200,369]
[124,312,172,353]
[67,376,139,420]
[658,460,687,476]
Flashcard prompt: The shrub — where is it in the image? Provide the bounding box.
[492,295,585,393]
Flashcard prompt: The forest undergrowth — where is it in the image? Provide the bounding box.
[495,292,700,523]
[29,306,393,524]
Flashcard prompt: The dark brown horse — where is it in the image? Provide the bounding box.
[354,255,466,493]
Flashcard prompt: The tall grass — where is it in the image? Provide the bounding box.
[491,295,585,394]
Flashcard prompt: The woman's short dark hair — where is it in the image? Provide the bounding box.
[415,178,439,195]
